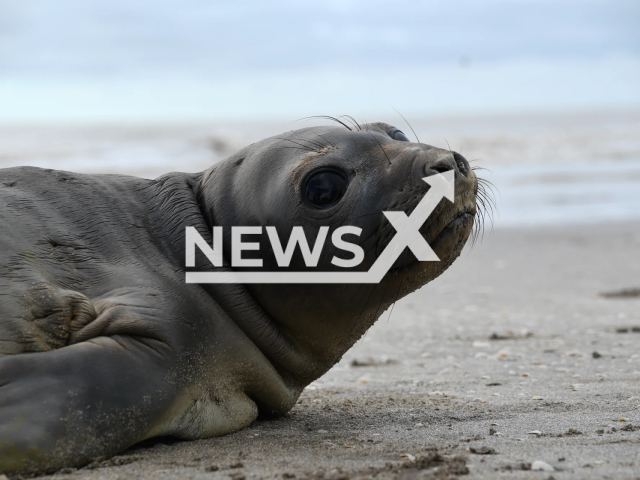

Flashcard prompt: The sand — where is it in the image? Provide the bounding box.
[27,220,640,480]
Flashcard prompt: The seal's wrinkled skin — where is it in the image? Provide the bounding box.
[0,122,479,474]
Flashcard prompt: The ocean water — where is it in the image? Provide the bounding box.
[487,160,640,227]
[1,112,639,228]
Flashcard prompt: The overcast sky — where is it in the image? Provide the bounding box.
[0,0,638,121]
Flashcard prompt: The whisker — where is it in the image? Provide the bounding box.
[393,108,421,143]
[278,138,321,153]
[304,115,353,131]
[270,147,318,153]
[367,131,392,166]
[385,272,406,323]
[293,137,327,150]
[466,167,499,246]
[280,138,325,153]
[479,190,497,215]
[478,178,499,202]
[316,133,335,147]
[340,115,363,131]
[369,279,393,332]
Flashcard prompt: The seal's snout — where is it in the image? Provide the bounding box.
[426,151,470,178]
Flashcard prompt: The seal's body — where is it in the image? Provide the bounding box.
[0,122,479,473]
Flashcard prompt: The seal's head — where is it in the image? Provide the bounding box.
[198,120,487,385]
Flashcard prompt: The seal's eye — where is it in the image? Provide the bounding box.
[304,170,349,209]
[387,127,410,142]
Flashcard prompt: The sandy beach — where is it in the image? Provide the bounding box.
[25,220,640,480]
[1,111,639,479]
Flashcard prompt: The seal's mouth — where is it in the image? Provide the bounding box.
[431,212,474,256]
[388,210,474,275]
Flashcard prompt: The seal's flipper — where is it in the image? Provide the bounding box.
[0,284,97,355]
[0,334,179,474]
[68,287,170,345]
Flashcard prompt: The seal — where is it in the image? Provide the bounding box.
[0,120,481,474]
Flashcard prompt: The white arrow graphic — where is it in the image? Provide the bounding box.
[186,170,455,284]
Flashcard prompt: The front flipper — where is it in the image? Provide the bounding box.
[0,283,97,355]
[0,334,179,474]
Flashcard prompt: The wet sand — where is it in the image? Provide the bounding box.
[31,221,640,480]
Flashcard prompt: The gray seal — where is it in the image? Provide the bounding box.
[0,120,479,474]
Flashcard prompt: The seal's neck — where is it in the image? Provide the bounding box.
[194,165,393,386]
[146,170,314,391]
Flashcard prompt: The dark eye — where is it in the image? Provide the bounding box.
[387,127,409,142]
[303,170,349,209]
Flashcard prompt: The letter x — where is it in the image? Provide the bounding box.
[382,211,439,261]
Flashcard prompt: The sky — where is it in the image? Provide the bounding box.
[0,0,638,121]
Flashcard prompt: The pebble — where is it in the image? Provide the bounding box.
[469,446,496,455]
[317,429,328,434]
[531,460,554,471]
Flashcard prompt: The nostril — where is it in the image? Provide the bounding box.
[431,163,451,174]
[453,152,469,177]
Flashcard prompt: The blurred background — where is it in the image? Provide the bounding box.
[1,0,639,227]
